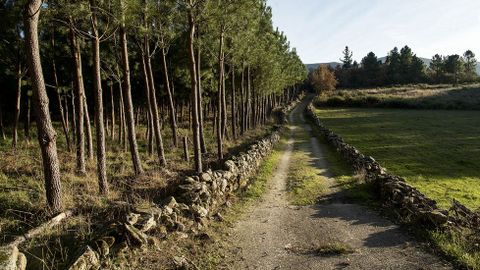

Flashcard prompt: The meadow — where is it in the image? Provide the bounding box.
[314,107,480,209]
[315,84,480,110]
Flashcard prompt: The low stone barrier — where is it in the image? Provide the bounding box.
[306,102,480,230]
[64,97,301,269]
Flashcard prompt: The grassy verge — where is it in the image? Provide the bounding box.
[429,228,480,269]
[286,126,327,205]
[312,107,480,269]
[315,83,480,110]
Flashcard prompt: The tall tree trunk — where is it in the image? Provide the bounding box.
[69,21,86,174]
[110,82,115,140]
[221,52,227,140]
[24,0,63,212]
[231,65,236,139]
[196,32,207,154]
[64,95,69,132]
[70,90,76,144]
[146,43,167,166]
[187,3,202,173]
[246,65,251,130]
[51,38,71,152]
[90,1,108,195]
[141,51,154,155]
[240,65,245,135]
[118,82,124,144]
[13,60,22,149]
[120,16,143,175]
[0,103,4,140]
[83,96,93,160]
[160,47,178,148]
[24,95,31,143]
[216,29,225,160]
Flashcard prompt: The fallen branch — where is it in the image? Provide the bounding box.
[7,210,73,248]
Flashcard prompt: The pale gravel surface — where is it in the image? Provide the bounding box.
[225,97,453,270]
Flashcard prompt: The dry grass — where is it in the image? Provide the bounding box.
[315,83,480,110]
[0,117,275,269]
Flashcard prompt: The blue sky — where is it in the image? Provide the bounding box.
[267,0,480,64]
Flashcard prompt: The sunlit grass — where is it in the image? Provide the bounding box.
[315,107,480,209]
[429,229,480,270]
[287,127,327,205]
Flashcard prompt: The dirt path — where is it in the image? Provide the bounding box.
[226,97,453,270]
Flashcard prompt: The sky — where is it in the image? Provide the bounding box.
[267,0,480,64]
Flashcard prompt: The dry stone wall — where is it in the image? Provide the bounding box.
[306,102,480,230]
[64,98,301,270]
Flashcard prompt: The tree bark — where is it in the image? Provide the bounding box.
[70,89,76,144]
[146,43,167,166]
[90,0,108,195]
[240,65,245,135]
[51,31,71,152]
[183,136,189,162]
[196,32,207,154]
[0,100,5,140]
[119,16,143,175]
[109,82,115,140]
[216,29,225,160]
[221,50,227,140]
[24,95,31,143]
[140,51,154,155]
[24,0,63,213]
[187,3,202,173]
[68,21,86,174]
[13,60,22,149]
[246,65,251,130]
[118,81,124,144]
[160,47,178,148]
[83,95,93,160]
[231,65,236,139]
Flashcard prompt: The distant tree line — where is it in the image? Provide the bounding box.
[332,46,478,88]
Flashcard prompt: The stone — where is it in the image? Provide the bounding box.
[16,252,26,270]
[68,246,100,270]
[124,224,149,247]
[427,210,449,225]
[174,232,189,239]
[220,179,228,192]
[163,206,174,216]
[95,240,110,258]
[175,222,186,232]
[191,205,208,218]
[163,196,178,209]
[200,172,212,182]
[137,214,157,233]
[175,203,190,214]
[173,256,198,270]
[126,213,141,225]
[163,216,175,229]
[0,246,19,270]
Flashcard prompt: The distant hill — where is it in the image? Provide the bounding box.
[306,62,341,71]
[307,57,480,74]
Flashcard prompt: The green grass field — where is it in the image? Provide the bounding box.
[314,107,480,209]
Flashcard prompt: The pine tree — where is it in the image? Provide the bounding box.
[24,0,63,212]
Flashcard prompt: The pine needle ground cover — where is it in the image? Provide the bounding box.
[314,107,480,209]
